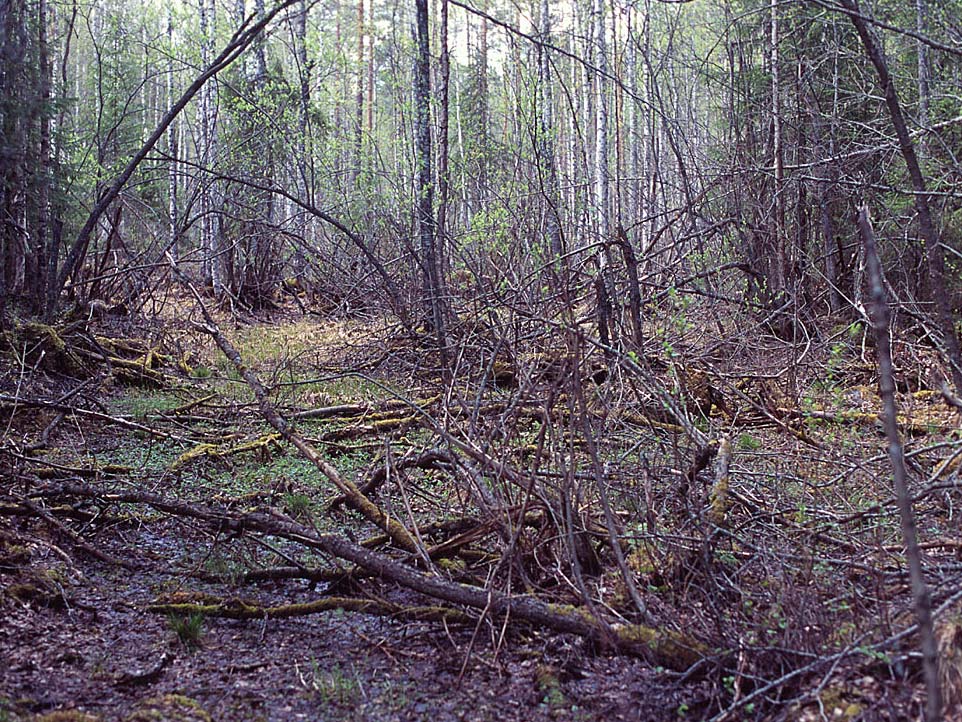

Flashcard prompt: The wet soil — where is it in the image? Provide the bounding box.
[0,514,699,722]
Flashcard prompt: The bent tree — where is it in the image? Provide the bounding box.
[835,0,962,394]
[45,0,300,320]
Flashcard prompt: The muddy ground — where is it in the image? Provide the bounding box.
[1,512,705,721]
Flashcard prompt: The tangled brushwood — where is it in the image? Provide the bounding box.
[1,294,961,720]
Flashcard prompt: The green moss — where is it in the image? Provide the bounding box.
[535,665,568,715]
[33,712,101,722]
[814,688,862,720]
[614,624,710,671]
[123,695,211,722]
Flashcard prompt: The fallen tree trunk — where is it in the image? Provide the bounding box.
[37,481,711,672]
[159,274,713,671]
[148,593,473,625]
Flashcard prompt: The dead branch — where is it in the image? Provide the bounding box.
[35,481,711,671]
[0,393,187,442]
[11,497,136,569]
[327,448,455,512]
[148,593,473,624]
[180,282,422,555]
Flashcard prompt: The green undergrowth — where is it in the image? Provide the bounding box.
[112,388,184,419]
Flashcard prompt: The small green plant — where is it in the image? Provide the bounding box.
[120,391,177,420]
[167,612,205,650]
[723,675,736,694]
[282,492,314,520]
[204,552,246,584]
[302,659,361,706]
[191,365,212,379]
[736,433,761,451]
[536,665,568,714]
[857,646,891,664]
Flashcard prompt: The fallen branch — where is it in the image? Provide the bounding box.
[13,497,136,569]
[37,481,712,672]
[327,448,455,512]
[776,406,954,434]
[0,393,186,442]
[291,395,440,421]
[180,280,422,556]
[170,433,282,470]
[148,593,473,624]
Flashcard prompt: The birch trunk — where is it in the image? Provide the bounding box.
[537,0,562,261]
[166,5,178,262]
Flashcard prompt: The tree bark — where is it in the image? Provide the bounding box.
[437,0,451,282]
[414,0,446,349]
[199,0,220,295]
[354,0,364,172]
[295,0,311,199]
[537,0,562,261]
[37,0,53,312]
[770,0,786,292]
[166,5,178,262]
[592,0,613,349]
[916,0,929,130]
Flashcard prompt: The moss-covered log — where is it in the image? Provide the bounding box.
[170,433,282,470]
[43,482,712,672]
[148,594,472,624]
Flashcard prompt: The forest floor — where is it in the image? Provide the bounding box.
[0,296,959,721]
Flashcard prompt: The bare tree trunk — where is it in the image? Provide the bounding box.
[859,205,942,722]
[414,0,445,349]
[642,0,657,252]
[166,5,179,262]
[839,0,962,395]
[199,0,220,293]
[354,0,364,173]
[537,0,562,261]
[611,0,622,231]
[618,228,644,350]
[366,0,374,136]
[592,0,609,247]
[817,21,842,313]
[820,187,841,313]
[253,0,267,82]
[474,1,488,217]
[770,0,786,292]
[627,6,641,240]
[437,0,451,282]
[916,0,929,130]
[296,0,310,199]
[37,0,53,312]
[592,0,613,349]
